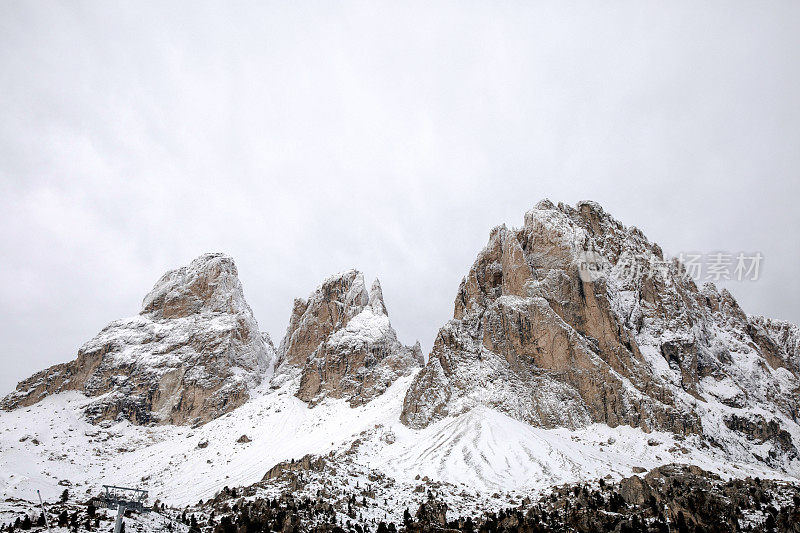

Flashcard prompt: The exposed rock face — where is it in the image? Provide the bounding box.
[414,498,449,528]
[605,464,800,532]
[1,253,274,425]
[274,270,421,406]
[724,414,797,462]
[401,201,800,455]
[752,316,800,373]
[261,454,327,482]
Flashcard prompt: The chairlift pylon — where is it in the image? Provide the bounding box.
[100,485,149,533]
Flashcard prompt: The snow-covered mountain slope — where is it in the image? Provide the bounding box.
[274,270,422,406]
[1,253,275,426]
[0,375,415,508]
[2,369,798,522]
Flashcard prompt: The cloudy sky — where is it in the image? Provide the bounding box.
[1,1,799,395]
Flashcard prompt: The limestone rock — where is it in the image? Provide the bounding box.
[401,200,800,461]
[751,315,800,372]
[274,270,421,406]
[1,253,274,425]
[724,414,797,463]
[415,498,448,528]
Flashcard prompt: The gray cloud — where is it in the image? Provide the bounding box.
[2,1,799,394]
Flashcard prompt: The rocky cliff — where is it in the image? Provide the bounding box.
[752,316,800,373]
[274,269,422,406]
[1,253,274,425]
[401,201,800,461]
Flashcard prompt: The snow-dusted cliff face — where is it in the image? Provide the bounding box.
[274,270,422,406]
[401,200,800,467]
[1,253,275,426]
[752,316,800,373]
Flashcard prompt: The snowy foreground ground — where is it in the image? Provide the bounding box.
[2,372,798,523]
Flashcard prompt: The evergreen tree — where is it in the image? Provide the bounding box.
[765,513,777,532]
[676,511,689,533]
[60,489,69,503]
[464,516,474,532]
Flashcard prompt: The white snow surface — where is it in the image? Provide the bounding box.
[2,373,798,520]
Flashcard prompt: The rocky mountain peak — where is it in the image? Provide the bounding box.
[401,201,800,466]
[140,253,245,319]
[275,270,421,406]
[277,269,371,369]
[368,278,388,315]
[2,253,274,426]
[411,340,425,366]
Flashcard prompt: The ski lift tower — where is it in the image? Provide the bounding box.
[101,485,149,533]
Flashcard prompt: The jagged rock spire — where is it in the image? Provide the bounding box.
[276,269,369,370]
[369,278,387,315]
[275,269,421,406]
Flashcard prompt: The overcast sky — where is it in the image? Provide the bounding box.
[1,1,799,395]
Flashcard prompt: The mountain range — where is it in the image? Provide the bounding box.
[2,200,799,530]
